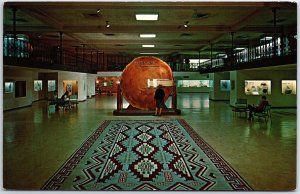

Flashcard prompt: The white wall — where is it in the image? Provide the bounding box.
[209,72,230,100]
[3,66,36,110]
[3,65,99,110]
[87,74,97,97]
[58,71,87,101]
[230,67,297,107]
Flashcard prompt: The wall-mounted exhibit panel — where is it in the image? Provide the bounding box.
[15,81,26,98]
[34,80,42,91]
[147,79,173,88]
[48,80,56,92]
[220,80,230,91]
[63,80,78,95]
[245,80,271,95]
[282,80,296,94]
[5,82,14,93]
[177,80,210,88]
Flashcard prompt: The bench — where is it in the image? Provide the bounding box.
[69,95,79,107]
[48,99,72,112]
[232,98,248,117]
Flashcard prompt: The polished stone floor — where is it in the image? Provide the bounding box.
[3,93,296,190]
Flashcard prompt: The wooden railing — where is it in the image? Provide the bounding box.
[199,35,297,73]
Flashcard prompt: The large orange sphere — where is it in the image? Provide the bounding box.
[120,56,173,110]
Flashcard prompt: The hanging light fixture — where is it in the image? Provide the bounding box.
[106,21,110,28]
[184,21,189,28]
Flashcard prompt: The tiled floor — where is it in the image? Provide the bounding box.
[3,93,296,190]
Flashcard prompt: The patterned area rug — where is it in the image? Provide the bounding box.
[42,120,252,191]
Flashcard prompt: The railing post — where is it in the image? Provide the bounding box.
[272,7,278,56]
[82,44,85,65]
[12,7,17,57]
[59,32,63,64]
[75,46,79,66]
[210,42,213,69]
[90,51,93,66]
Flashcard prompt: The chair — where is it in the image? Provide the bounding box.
[69,95,79,107]
[254,104,272,124]
[232,98,248,117]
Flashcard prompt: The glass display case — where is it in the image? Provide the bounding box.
[282,80,296,94]
[5,82,14,93]
[177,80,210,88]
[220,80,230,91]
[34,80,42,91]
[245,80,271,95]
[48,80,56,92]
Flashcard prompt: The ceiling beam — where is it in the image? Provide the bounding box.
[4,24,288,34]
[199,7,265,51]
[5,2,289,9]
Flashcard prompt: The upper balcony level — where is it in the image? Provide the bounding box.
[3,34,297,74]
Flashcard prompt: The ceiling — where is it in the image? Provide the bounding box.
[3,1,297,58]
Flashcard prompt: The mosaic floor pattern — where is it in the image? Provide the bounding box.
[42,120,252,191]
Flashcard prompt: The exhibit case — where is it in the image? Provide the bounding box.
[48,80,56,92]
[220,80,230,91]
[282,80,296,94]
[5,82,14,93]
[147,79,173,88]
[177,80,210,88]
[245,80,271,95]
[34,80,42,91]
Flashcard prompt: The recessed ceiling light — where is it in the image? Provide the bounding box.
[140,34,156,38]
[135,14,158,21]
[142,45,155,48]
[140,52,159,55]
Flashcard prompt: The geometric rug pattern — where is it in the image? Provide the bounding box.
[42,120,252,190]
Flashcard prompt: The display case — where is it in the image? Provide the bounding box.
[220,80,230,91]
[282,80,296,94]
[34,80,42,91]
[4,82,14,93]
[48,80,56,92]
[177,80,210,88]
[245,80,271,95]
[147,79,173,88]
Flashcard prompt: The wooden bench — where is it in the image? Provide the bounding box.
[232,98,248,117]
[69,95,79,107]
[48,99,72,112]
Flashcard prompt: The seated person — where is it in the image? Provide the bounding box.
[248,95,269,120]
[53,90,58,100]
[61,91,70,100]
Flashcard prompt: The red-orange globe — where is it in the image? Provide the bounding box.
[120,56,173,110]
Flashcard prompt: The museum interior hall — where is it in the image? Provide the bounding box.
[2,1,297,191]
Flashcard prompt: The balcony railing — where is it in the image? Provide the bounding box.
[3,35,297,74]
[199,35,297,73]
[3,37,99,73]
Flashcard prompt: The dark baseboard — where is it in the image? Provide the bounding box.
[271,106,297,109]
[209,99,230,101]
[4,104,32,112]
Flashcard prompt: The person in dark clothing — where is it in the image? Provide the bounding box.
[248,95,269,120]
[154,85,165,116]
[61,91,69,100]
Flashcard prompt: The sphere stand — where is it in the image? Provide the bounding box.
[113,84,181,116]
